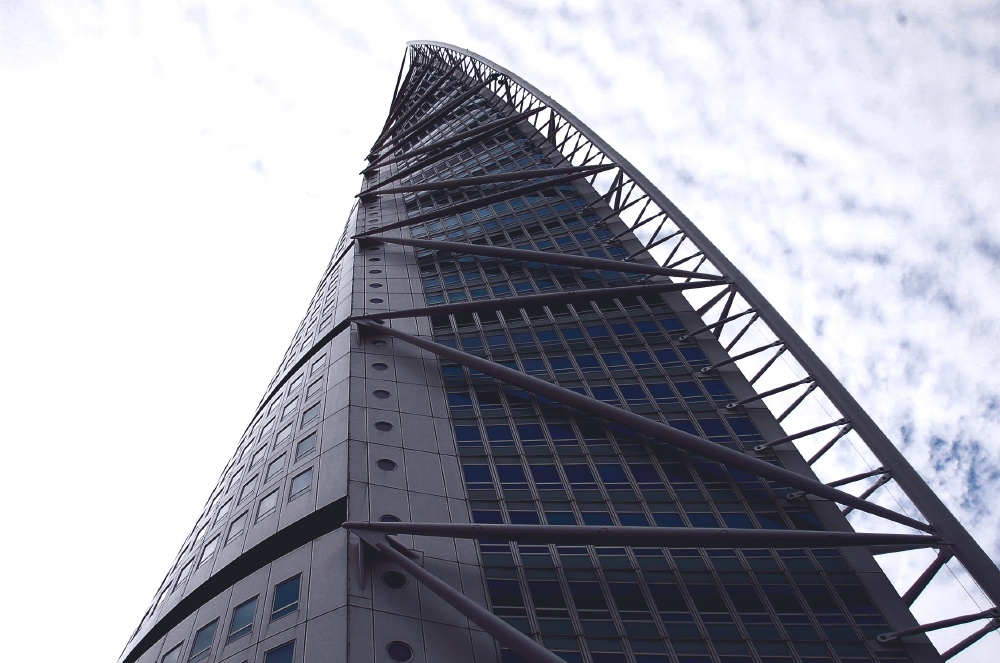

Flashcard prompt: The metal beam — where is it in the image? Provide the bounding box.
[352,281,718,322]
[359,235,724,280]
[356,320,932,532]
[366,107,543,171]
[877,607,1000,643]
[353,164,615,237]
[681,308,756,340]
[726,376,814,409]
[701,341,782,373]
[374,64,460,148]
[754,419,849,452]
[358,533,565,663]
[902,549,954,606]
[371,73,499,158]
[359,165,599,197]
[942,618,1000,659]
[406,41,1000,606]
[346,521,939,549]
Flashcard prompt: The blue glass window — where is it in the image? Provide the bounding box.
[227,596,258,643]
[463,465,493,487]
[674,381,705,403]
[188,620,218,663]
[563,464,597,487]
[546,511,577,525]
[496,464,529,486]
[510,510,541,524]
[591,386,620,405]
[646,383,677,405]
[263,642,294,663]
[271,575,301,620]
[586,324,610,339]
[486,425,514,442]
[576,354,601,371]
[601,352,627,368]
[530,465,561,488]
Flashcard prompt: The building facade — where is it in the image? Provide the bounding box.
[119,43,999,663]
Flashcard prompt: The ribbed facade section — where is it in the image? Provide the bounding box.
[119,42,999,663]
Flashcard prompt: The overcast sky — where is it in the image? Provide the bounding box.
[2,2,998,662]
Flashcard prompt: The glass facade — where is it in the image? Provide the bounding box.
[121,42,999,663]
[382,54,914,663]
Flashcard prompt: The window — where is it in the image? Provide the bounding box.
[227,511,248,541]
[295,432,317,460]
[289,468,313,501]
[257,489,279,521]
[301,402,321,425]
[271,575,301,621]
[282,397,299,419]
[226,596,258,644]
[306,379,323,399]
[161,644,182,663]
[200,536,219,565]
[177,560,193,583]
[187,619,218,663]
[263,641,294,663]
[275,424,293,446]
[215,499,232,523]
[238,476,257,502]
[265,455,285,482]
[249,447,266,468]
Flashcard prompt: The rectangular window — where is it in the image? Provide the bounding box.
[227,511,248,541]
[311,354,327,374]
[238,476,257,502]
[263,641,295,663]
[266,455,285,482]
[295,432,317,460]
[257,489,279,521]
[276,424,293,446]
[161,644,182,663]
[177,561,193,583]
[226,595,258,644]
[289,468,313,501]
[271,575,301,621]
[249,447,266,468]
[215,499,232,523]
[200,536,219,565]
[306,379,323,399]
[187,619,218,663]
[301,402,321,425]
[282,398,299,419]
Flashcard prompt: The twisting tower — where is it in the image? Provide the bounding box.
[120,42,999,663]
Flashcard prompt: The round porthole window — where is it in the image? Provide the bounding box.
[369,282,383,288]
[386,642,413,662]
[373,389,391,399]
[379,514,401,523]
[369,297,384,304]
[371,362,388,371]
[374,421,394,432]
[376,458,397,471]
[367,245,381,251]
[369,257,382,262]
[369,269,383,274]
[382,571,407,589]
[371,339,387,347]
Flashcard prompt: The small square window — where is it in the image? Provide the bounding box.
[301,402,321,425]
[227,511,249,541]
[266,455,285,482]
[306,379,323,399]
[276,424,293,446]
[282,398,299,419]
[257,490,279,521]
[200,536,219,565]
[226,595,258,644]
[263,641,294,663]
[289,468,313,501]
[160,644,182,663]
[311,355,327,375]
[249,447,266,468]
[238,476,257,503]
[187,619,218,663]
[271,575,301,621]
[295,432,317,460]
[215,499,232,523]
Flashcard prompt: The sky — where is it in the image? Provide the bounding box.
[1,1,999,661]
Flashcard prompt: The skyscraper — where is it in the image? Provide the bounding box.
[120,41,999,663]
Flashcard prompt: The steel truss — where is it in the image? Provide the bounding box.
[354,41,1000,661]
